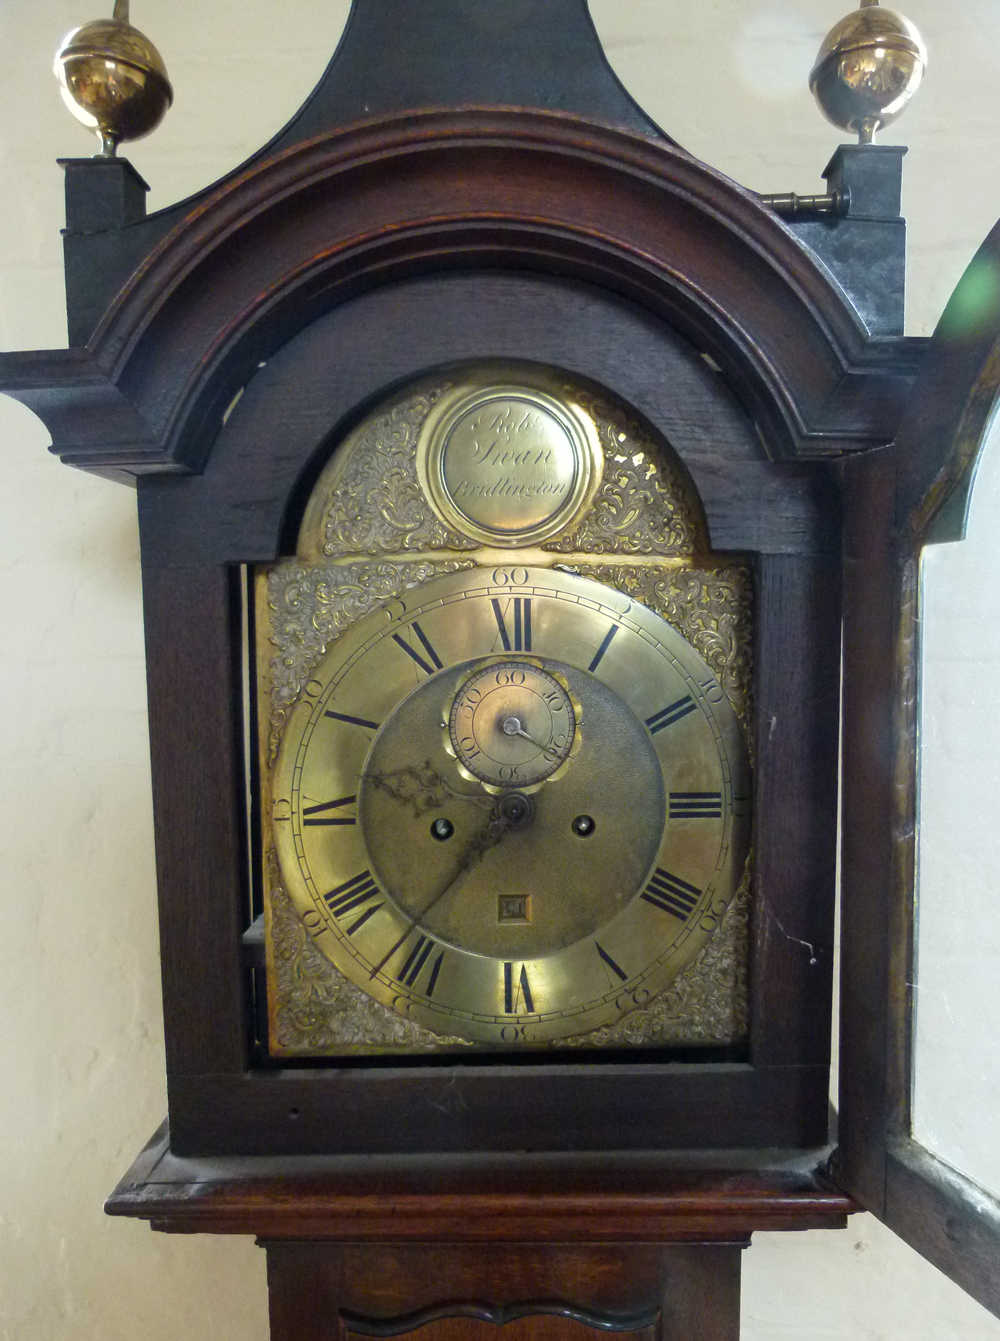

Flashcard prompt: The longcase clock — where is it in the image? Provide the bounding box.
[4,1,1000,1336]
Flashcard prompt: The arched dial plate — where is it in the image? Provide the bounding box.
[272,567,751,1045]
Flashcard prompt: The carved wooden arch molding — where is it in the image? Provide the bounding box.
[0,109,923,478]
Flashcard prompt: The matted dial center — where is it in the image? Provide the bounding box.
[359,657,665,959]
[450,660,576,787]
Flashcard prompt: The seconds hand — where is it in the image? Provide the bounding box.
[501,715,548,750]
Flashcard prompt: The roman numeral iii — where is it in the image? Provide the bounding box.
[641,869,702,921]
[669,792,723,818]
[492,597,532,652]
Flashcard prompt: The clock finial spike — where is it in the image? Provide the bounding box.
[54,1,173,158]
[809,0,926,145]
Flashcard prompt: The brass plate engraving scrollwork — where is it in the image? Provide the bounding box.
[261,559,475,765]
[298,387,476,561]
[543,392,705,557]
[267,852,473,1052]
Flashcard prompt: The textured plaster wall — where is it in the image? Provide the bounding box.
[1,2,999,1338]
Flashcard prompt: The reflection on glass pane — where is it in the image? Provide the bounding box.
[914,410,1000,1196]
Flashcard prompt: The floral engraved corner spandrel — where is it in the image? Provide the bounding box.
[585,562,754,737]
[264,559,473,765]
[306,389,476,558]
[545,392,705,557]
[267,854,473,1053]
[565,855,750,1047]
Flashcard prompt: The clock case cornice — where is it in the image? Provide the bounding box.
[0,108,924,487]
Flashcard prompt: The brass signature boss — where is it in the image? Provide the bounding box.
[417,376,602,546]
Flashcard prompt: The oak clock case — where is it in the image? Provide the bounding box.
[257,368,754,1057]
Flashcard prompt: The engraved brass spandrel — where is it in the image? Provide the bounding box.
[543,391,705,557]
[260,558,474,766]
[297,385,475,563]
[294,367,703,564]
[583,561,754,742]
[564,852,751,1047]
[265,850,472,1053]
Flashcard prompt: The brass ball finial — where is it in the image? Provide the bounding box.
[809,0,926,144]
[54,0,173,158]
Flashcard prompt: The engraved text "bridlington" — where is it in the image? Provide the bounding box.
[451,409,570,500]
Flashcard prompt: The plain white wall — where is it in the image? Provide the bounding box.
[2,2,1000,1338]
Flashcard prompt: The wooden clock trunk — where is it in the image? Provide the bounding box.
[7,0,1000,1333]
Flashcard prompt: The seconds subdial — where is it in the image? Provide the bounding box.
[447,660,577,788]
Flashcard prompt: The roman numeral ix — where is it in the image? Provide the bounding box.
[641,868,702,921]
[492,598,532,652]
[669,792,723,819]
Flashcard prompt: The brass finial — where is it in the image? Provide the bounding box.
[809,0,926,144]
[54,1,173,158]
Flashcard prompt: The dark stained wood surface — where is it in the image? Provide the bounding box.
[885,1141,1000,1320]
[106,1122,852,1242]
[136,273,841,566]
[164,1065,830,1159]
[141,564,250,1077]
[749,556,838,1067]
[835,222,1000,1313]
[833,446,897,1218]
[264,1242,742,1341]
[0,110,925,479]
